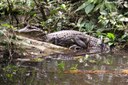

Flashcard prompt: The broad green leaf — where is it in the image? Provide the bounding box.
[108,42,114,46]
[70,64,78,70]
[77,17,84,26]
[1,23,11,28]
[1,23,16,29]
[60,4,66,10]
[84,54,90,60]
[107,33,115,41]
[93,4,101,12]
[124,12,128,15]
[100,10,108,15]
[124,2,128,8]
[98,0,103,3]
[99,2,105,11]
[119,17,128,22]
[88,0,95,3]
[58,61,65,71]
[75,2,90,12]
[50,9,58,15]
[93,0,98,4]
[31,58,43,62]
[115,25,123,29]
[110,19,116,25]
[0,30,4,36]
[85,3,94,14]
[105,2,116,11]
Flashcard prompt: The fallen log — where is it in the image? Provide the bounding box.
[15,35,72,58]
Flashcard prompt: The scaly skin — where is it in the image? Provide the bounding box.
[44,30,102,49]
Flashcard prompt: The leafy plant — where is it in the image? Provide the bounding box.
[3,65,18,81]
[76,0,117,14]
[70,64,78,70]
[57,61,65,71]
[107,33,115,41]
[106,32,116,46]
[77,19,96,33]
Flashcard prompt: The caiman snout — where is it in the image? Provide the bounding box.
[17,25,43,33]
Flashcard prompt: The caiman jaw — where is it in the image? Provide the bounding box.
[17,25,43,33]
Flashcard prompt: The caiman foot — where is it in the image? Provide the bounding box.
[69,45,83,51]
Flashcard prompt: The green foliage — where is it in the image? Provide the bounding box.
[0,0,127,47]
[106,33,116,46]
[76,0,118,30]
[85,3,94,14]
[70,64,78,70]
[78,54,90,63]
[60,4,67,10]
[31,58,44,62]
[76,0,117,14]
[77,19,96,33]
[75,0,128,45]
[98,12,128,30]
[57,61,65,71]
[107,33,115,41]
[3,65,18,81]
[76,1,95,14]
[1,23,16,30]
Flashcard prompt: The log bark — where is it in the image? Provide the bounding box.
[15,35,72,57]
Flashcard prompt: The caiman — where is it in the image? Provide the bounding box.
[17,25,110,53]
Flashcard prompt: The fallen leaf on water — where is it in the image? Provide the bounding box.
[121,69,128,74]
[64,70,113,74]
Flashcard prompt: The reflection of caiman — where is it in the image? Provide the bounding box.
[17,25,110,53]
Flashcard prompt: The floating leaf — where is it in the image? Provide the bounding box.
[65,70,80,74]
[121,69,128,74]
[64,70,113,74]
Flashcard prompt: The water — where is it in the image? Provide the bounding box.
[0,53,128,85]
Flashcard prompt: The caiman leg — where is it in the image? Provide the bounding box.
[74,36,87,48]
[69,44,82,51]
[69,36,88,51]
[48,37,59,45]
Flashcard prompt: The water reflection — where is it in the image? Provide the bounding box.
[0,53,128,85]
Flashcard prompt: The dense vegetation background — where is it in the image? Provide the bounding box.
[0,0,128,52]
[0,0,128,83]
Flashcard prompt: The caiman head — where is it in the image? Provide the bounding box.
[17,24,43,33]
[87,36,110,53]
[16,25,46,40]
[87,42,110,53]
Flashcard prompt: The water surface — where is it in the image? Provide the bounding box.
[0,53,128,85]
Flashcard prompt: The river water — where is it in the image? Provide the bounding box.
[0,52,128,85]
